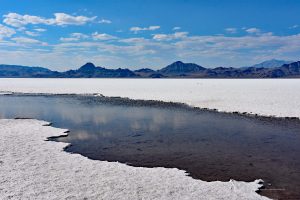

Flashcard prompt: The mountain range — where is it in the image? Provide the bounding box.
[0,59,299,78]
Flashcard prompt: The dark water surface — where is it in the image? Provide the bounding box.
[0,94,300,199]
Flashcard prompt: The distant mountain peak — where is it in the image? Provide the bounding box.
[79,62,96,70]
[173,61,184,64]
[159,61,206,74]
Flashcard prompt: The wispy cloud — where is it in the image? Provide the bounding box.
[60,37,79,42]
[11,37,47,45]
[34,28,47,32]
[119,37,149,43]
[0,24,15,38]
[60,33,89,42]
[172,27,181,31]
[25,31,40,37]
[153,32,188,41]
[99,19,112,24]
[130,26,160,33]
[245,27,261,34]
[92,32,117,40]
[225,28,237,34]
[289,24,299,29]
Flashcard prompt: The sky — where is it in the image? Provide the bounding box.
[0,0,300,71]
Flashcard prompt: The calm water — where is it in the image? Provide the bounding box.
[0,94,300,199]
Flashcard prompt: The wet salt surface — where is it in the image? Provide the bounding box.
[1,78,300,118]
[0,94,300,199]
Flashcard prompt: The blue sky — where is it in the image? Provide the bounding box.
[0,0,300,70]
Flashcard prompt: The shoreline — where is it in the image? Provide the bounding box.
[0,118,268,199]
[2,91,300,122]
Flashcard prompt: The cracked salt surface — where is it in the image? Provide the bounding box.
[0,119,269,200]
[0,78,299,118]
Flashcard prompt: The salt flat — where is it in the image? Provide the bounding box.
[0,119,268,200]
[0,78,299,118]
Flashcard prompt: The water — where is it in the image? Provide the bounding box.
[0,94,300,199]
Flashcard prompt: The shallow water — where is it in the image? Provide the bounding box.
[0,94,300,199]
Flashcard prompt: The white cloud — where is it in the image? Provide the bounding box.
[148,26,160,30]
[25,31,39,37]
[60,37,80,42]
[3,13,48,27]
[246,28,261,34]
[260,32,273,36]
[120,37,148,43]
[99,19,112,24]
[54,13,96,26]
[60,32,89,42]
[71,33,89,39]
[34,28,47,32]
[152,34,168,41]
[130,26,160,33]
[17,27,26,31]
[0,24,16,38]
[92,32,117,40]
[11,37,47,45]
[225,28,237,34]
[173,27,181,31]
[3,12,96,27]
[153,32,188,41]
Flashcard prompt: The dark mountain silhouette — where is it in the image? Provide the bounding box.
[134,68,156,77]
[0,64,60,77]
[265,61,300,78]
[1,60,300,78]
[159,61,206,74]
[60,62,138,78]
[149,73,167,78]
[134,68,155,73]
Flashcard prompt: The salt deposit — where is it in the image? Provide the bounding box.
[0,78,299,118]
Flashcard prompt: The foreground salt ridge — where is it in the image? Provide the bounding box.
[0,78,299,118]
[0,119,269,200]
